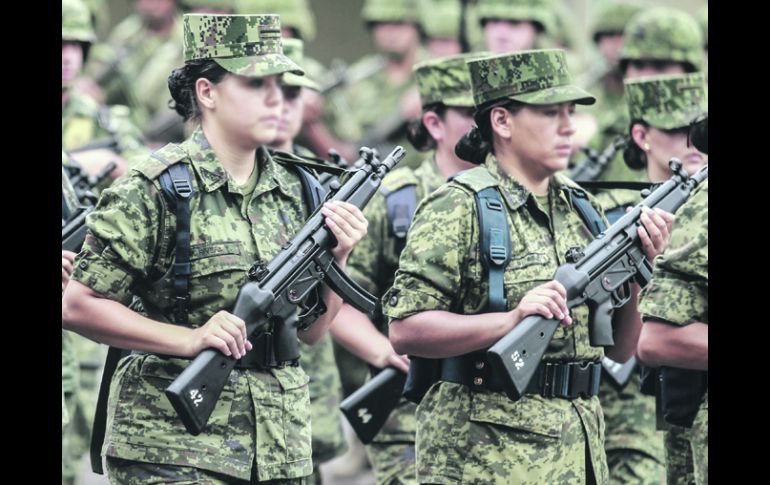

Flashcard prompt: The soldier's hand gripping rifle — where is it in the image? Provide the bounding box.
[569,136,628,182]
[165,146,406,435]
[487,160,709,401]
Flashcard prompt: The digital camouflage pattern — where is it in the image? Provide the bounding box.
[620,7,704,72]
[106,456,307,484]
[665,425,696,485]
[419,0,461,39]
[235,0,317,41]
[414,53,480,108]
[183,14,303,77]
[282,38,320,91]
[383,154,609,484]
[362,0,420,24]
[343,158,444,484]
[71,128,314,481]
[592,1,643,40]
[466,49,595,106]
[84,13,184,132]
[625,72,707,130]
[475,0,555,33]
[697,6,708,48]
[640,180,708,485]
[62,0,96,44]
[62,87,147,162]
[601,373,666,485]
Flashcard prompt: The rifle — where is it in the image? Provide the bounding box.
[569,136,628,182]
[487,160,709,401]
[339,367,407,444]
[165,146,407,435]
[61,161,117,252]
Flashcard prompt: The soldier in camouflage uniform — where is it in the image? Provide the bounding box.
[330,53,480,485]
[419,0,463,58]
[61,3,146,483]
[268,38,348,485]
[623,73,708,485]
[638,179,708,485]
[61,13,369,483]
[81,0,186,144]
[589,6,705,221]
[383,49,673,484]
[319,0,425,169]
[476,0,555,54]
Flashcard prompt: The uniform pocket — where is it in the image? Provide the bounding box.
[273,368,312,464]
[469,391,563,439]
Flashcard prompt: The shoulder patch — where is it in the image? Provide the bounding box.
[381,166,420,193]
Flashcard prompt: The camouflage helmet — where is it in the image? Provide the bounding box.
[234,0,316,41]
[62,0,97,43]
[467,49,595,106]
[620,7,704,72]
[419,0,462,39]
[475,0,555,34]
[592,1,643,42]
[180,0,235,12]
[624,72,707,130]
[697,5,708,48]
[362,0,420,25]
[183,14,303,77]
[414,52,487,108]
[281,38,320,91]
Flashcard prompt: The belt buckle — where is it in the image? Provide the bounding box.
[566,362,594,399]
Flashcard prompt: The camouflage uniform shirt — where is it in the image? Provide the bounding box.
[71,128,313,481]
[346,156,444,443]
[383,154,610,484]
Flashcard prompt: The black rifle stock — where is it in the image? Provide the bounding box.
[487,160,708,401]
[569,136,628,182]
[165,146,406,435]
[339,367,407,444]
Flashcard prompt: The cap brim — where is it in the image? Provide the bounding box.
[642,111,704,130]
[214,53,304,78]
[283,73,320,91]
[511,85,596,106]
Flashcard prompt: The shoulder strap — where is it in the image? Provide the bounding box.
[158,162,195,324]
[475,187,511,312]
[290,164,327,213]
[383,184,418,254]
[564,186,607,237]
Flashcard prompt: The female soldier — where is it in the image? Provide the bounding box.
[383,49,673,484]
[331,53,481,484]
[624,72,708,485]
[62,13,368,484]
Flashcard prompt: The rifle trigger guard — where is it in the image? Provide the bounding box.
[610,281,632,309]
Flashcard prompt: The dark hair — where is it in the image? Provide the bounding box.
[168,59,229,122]
[62,40,92,64]
[454,99,524,164]
[406,103,447,152]
[623,119,649,169]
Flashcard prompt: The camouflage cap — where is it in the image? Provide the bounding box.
[592,1,643,41]
[620,7,704,72]
[62,0,97,43]
[476,0,555,34]
[625,72,707,130]
[414,52,486,108]
[467,49,595,106]
[281,38,320,91]
[419,0,461,39]
[362,0,419,25]
[183,14,303,77]
[234,0,316,41]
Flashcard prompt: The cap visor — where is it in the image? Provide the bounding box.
[215,53,304,78]
[511,85,596,106]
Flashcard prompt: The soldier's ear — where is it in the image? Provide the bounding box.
[422,111,443,142]
[630,123,649,151]
[195,78,217,111]
[489,106,512,140]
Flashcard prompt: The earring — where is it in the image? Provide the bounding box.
[643,143,650,151]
